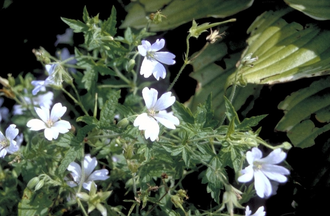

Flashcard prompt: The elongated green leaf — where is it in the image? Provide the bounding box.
[186,42,262,119]
[61,17,88,33]
[58,147,78,175]
[102,6,117,36]
[284,0,330,20]
[120,0,253,31]
[276,76,330,148]
[226,8,330,87]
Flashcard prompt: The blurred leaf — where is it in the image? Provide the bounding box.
[102,6,117,36]
[61,17,87,33]
[186,42,262,119]
[58,147,79,175]
[284,0,330,20]
[99,90,121,128]
[120,0,254,31]
[276,76,330,148]
[226,8,330,87]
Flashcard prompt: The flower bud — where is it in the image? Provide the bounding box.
[125,59,135,72]
[34,179,45,191]
[27,177,40,190]
[149,10,166,24]
[281,142,292,150]
[117,118,129,128]
[127,159,140,173]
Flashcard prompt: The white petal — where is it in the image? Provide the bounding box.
[50,103,67,122]
[152,61,166,80]
[247,147,262,165]
[31,81,46,95]
[5,124,18,141]
[45,64,57,76]
[0,149,8,158]
[35,106,49,123]
[138,41,149,56]
[150,39,165,51]
[84,155,97,178]
[27,119,47,131]
[53,120,71,133]
[67,162,82,183]
[154,92,175,111]
[254,170,272,198]
[245,206,252,216]
[87,169,109,182]
[66,180,78,188]
[44,127,59,140]
[154,111,179,129]
[259,148,286,164]
[238,165,254,182]
[140,58,155,78]
[154,52,176,65]
[144,118,160,141]
[262,164,289,183]
[252,206,265,216]
[134,113,150,130]
[83,181,96,191]
[0,131,5,141]
[142,87,158,109]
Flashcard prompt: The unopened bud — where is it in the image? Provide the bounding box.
[34,179,45,191]
[27,177,40,190]
[117,118,129,128]
[149,10,166,24]
[125,59,135,72]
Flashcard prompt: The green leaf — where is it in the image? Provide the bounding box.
[61,17,88,33]
[226,8,330,87]
[172,101,194,124]
[82,68,98,91]
[186,43,262,120]
[82,6,89,23]
[58,147,79,175]
[237,114,267,130]
[276,76,330,148]
[76,116,99,125]
[284,0,330,20]
[102,6,117,36]
[120,0,253,31]
[99,90,121,128]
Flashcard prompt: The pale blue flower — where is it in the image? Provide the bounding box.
[26,102,71,141]
[238,147,290,198]
[13,92,54,115]
[134,87,179,141]
[0,124,20,158]
[31,64,57,95]
[138,39,176,80]
[56,48,77,73]
[66,154,109,191]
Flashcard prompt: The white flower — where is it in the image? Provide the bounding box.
[54,28,74,46]
[0,124,20,158]
[26,102,71,141]
[0,98,9,122]
[245,206,266,216]
[138,39,176,80]
[238,147,290,198]
[31,64,57,95]
[13,92,54,115]
[134,87,179,141]
[66,154,109,191]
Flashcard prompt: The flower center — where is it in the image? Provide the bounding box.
[46,119,54,128]
[148,108,156,117]
[0,139,9,149]
[146,51,156,60]
[253,161,263,170]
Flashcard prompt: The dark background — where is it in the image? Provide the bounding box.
[1,0,330,215]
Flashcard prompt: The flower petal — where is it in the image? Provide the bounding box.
[87,169,109,182]
[83,181,96,191]
[138,40,150,56]
[150,39,165,51]
[154,92,175,111]
[262,164,290,183]
[26,119,47,131]
[5,124,18,141]
[53,120,71,133]
[84,155,97,177]
[44,127,59,141]
[140,58,157,78]
[50,103,67,122]
[245,206,252,216]
[35,106,49,123]
[154,111,179,129]
[246,147,263,165]
[152,61,166,80]
[134,113,150,130]
[238,165,254,182]
[258,148,286,164]
[144,117,160,141]
[67,162,82,183]
[154,52,176,65]
[142,87,158,109]
[254,170,272,198]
